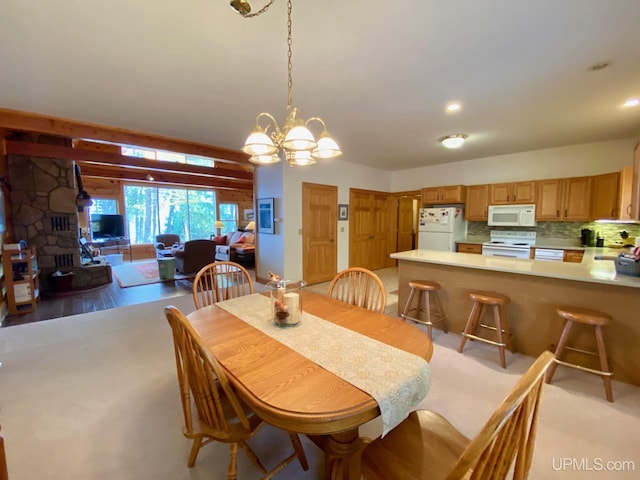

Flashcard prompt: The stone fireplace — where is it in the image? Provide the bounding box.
[8,140,111,292]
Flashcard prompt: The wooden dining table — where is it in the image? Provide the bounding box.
[186,290,433,480]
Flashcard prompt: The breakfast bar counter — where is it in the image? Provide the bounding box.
[391,248,640,386]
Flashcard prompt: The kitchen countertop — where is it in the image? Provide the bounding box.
[391,247,640,288]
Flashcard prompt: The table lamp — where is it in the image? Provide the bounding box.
[245,221,255,232]
[214,220,225,236]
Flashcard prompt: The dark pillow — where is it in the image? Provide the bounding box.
[213,235,227,245]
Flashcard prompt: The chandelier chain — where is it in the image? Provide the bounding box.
[241,0,275,18]
[286,0,293,108]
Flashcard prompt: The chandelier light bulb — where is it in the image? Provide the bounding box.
[242,131,277,156]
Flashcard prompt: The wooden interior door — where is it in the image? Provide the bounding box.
[397,196,417,252]
[302,182,337,285]
[349,189,394,270]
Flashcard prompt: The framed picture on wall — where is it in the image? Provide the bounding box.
[338,204,349,221]
[244,209,255,221]
[257,198,275,234]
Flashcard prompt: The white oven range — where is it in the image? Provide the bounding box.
[481,231,537,259]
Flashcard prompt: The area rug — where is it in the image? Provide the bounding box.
[111,260,193,287]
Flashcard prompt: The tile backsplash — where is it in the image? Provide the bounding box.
[468,221,640,245]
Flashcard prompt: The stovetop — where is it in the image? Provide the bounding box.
[483,231,537,247]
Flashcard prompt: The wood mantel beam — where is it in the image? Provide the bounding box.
[0,107,252,166]
[5,140,253,182]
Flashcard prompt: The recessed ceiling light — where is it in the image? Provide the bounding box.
[446,102,462,113]
[623,98,639,108]
[439,134,468,149]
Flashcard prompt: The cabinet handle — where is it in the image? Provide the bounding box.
[556,210,560,218]
[611,209,615,217]
[627,204,632,215]
[484,209,487,218]
[564,209,568,218]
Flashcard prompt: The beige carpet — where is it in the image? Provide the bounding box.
[0,291,638,479]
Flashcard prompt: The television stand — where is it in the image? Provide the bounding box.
[89,238,132,262]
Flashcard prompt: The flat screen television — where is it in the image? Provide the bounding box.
[91,214,125,239]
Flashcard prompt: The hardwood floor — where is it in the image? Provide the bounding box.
[1,277,194,328]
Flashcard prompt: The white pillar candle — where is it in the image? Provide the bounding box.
[283,292,301,324]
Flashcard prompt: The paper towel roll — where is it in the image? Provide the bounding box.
[635,237,640,248]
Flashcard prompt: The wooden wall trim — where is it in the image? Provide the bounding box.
[5,140,253,183]
[0,107,251,166]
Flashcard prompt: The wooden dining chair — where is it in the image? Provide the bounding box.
[361,351,555,480]
[164,305,308,479]
[327,267,386,313]
[192,261,254,309]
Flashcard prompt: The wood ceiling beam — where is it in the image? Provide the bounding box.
[80,163,253,190]
[5,140,253,182]
[0,107,252,166]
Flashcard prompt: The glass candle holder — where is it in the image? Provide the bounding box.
[266,279,306,327]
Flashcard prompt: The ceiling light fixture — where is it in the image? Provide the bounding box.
[623,98,639,108]
[446,102,462,113]
[439,134,468,149]
[233,0,342,166]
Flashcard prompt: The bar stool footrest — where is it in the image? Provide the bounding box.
[553,358,614,377]
[461,332,507,348]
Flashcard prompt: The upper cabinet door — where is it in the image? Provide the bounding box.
[591,172,620,220]
[536,179,563,220]
[465,184,489,220]
[440,185,466,203]
[563,176,592,221]
[511,181,536,204]
[489,183,511,204]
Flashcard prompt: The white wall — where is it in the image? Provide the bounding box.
[390,138,637,192]
[254,161,284,281]
[254,157,391,281]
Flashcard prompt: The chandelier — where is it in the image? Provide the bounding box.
[231,0,342,166]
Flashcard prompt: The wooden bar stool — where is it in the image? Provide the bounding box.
[545,306,614,402]
[458,291,512,368]
[401,280,448,339]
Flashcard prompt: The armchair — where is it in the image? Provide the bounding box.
[155,234,181,258]
[174,239,217,274]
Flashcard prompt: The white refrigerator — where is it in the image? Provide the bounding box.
[418,207,467,252]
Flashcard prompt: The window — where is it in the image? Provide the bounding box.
[120,146,215,168]
[219,203,238,235]
[89,198,118,215]
[124,185,216,244]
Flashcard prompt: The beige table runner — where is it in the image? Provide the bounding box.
[216,293,431,436]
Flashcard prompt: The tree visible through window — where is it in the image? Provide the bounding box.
[219,203,238,235]
[124,185,216,244]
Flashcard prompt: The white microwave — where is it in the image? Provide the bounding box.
[488,204,536,227]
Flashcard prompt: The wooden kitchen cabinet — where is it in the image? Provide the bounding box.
[589,167,634,221]
[465,184,490,220]
[456,243,482,254]
[591,172,620,220]
[489,181,536,205]
[564,250,584,263]
[422,185,466,205]
[536,176,592,221]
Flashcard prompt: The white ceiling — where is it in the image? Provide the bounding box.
[1,0,639,171]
